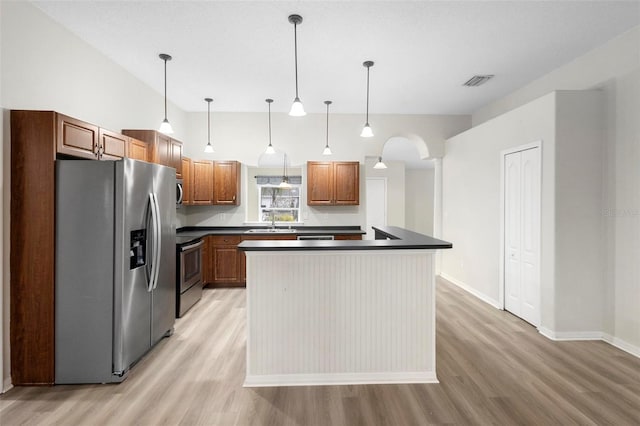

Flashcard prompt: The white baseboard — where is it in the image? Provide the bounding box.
[538,328,603,341]
[538,328,640,359]
[2,377,13,394]
[244,371,439,387]
[602,333,640,358]
[438,273,502,309]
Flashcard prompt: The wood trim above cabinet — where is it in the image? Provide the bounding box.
[11,110,57,384]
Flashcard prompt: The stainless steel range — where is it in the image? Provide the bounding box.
[176,238,204,317]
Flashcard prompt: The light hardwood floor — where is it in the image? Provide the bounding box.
[1,278,639,425]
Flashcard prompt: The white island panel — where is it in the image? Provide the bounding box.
[245,249,437,387]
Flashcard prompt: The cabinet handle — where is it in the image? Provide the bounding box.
[232,195,236,201]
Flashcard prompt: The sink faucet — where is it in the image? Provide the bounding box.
[270,210,276,229]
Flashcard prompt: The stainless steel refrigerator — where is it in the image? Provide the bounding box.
[55,158,176,384]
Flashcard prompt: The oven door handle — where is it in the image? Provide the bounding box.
[180,239,204,252]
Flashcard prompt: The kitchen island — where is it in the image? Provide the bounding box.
[238,226,452,387]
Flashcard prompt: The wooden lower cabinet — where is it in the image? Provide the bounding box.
[208,236,244,287]
[334,235,363,240]
[203,234,300,288]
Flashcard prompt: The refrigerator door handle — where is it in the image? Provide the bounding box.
[147,193,159,292]
[152,192,162,290]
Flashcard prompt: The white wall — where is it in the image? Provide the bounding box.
[603,68,640,351]
[442,93,557,317]
[405,169,434,236]
[1,2,188,140]
[445,25,640,354]
[443,90,606,335]
[184,111,470,167]
[473,26,640,126]
[554,91,605,333]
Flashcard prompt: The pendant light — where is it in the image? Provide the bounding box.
[360,60,374,138]
[204,98,214,153]
[265,99,276,154]
[280,153,291,188]
[323,100,333,155]
[288,14,306,117]
[373,156,387,169]
[158,53,174,134]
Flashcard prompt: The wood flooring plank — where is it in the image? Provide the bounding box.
[1,281,639,425]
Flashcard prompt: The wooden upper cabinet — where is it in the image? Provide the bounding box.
[213,161,241,205]
[307,161,359,205]
[181,157,193,205]
[98,128,127,160]
[192,159,214,205]
[307,161,334,205]
[170,139,183,178]
[121,130,182,175]
[127,138,148,162]
[333,162,360,205]
[56,114,99,159]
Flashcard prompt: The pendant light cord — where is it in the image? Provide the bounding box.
[207,100,211,144]
[268,101,272,145]
[326,102,330,147]
[294,23,299,98]
[365,65,370,122]
[164,58,168,120]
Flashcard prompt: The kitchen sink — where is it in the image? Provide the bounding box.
[245,228,296,234]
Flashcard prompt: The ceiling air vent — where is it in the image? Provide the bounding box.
[463,75,494,87]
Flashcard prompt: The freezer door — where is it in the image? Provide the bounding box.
[55,160,115,384]
[151,164,177,344]
[113,159,155,375]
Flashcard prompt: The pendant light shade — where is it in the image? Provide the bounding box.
[288,14,306,117]
[323,100,333,155]
[373,156,387,169]
[204,98,214,153]
[158,53,174,134]
[360,60,374,138]
[265,99,276,154]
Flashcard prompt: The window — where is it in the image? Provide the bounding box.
[259,185,301,223]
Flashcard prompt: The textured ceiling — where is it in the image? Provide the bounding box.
[33,1,639,115]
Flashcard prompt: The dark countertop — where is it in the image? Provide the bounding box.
[175,226,366,246]
[237,226,452,251]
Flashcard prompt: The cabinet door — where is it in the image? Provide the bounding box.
[192,160,214,205]
[213,161,240,205]
[56,114,99,159]
[334,162,360,205]
[334,235,363,240]
[181,157,192,205]
[307,161,334,205]
[170,139,183,178]
[98,128,127,160]
[127,138,148,162]
[154,133,172,167]
[213,247,240,282]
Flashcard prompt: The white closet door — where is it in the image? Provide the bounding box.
[504,147,540,326]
